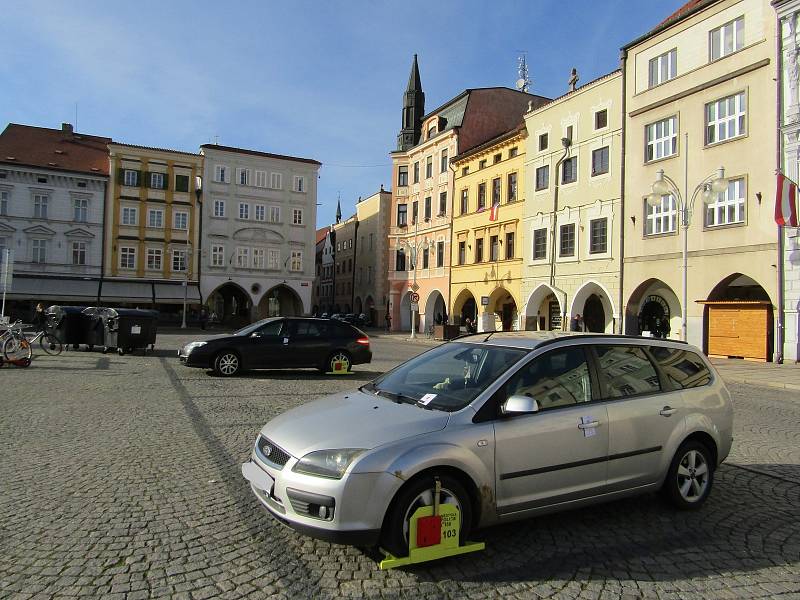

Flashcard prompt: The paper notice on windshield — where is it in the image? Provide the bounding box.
[418,393,437,406]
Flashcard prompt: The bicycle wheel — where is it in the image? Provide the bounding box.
[4,336,32,362]
[40,332,63,356]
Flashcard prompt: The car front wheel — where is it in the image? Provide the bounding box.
[662,440,714,509]
[214,350,241,377]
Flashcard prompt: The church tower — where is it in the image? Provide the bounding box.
[396,54,425,152]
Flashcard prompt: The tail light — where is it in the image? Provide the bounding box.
[356,337,370,346]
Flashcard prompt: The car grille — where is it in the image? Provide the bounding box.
[256,436,291,468]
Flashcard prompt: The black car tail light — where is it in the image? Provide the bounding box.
[356,337,369,346]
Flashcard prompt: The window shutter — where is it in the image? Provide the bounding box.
[225,168,231,184]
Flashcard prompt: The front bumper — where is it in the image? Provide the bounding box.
[178,346,212,367]
[241,453,400,547]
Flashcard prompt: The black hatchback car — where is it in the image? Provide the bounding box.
[178,317,372,377]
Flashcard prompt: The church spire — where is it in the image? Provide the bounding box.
[396,54,425,152]
[335,195,342,224]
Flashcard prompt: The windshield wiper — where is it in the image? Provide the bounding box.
[373,389,417,405]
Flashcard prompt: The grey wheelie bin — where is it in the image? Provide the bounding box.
[46,305,89,349]
[108,309,159,355]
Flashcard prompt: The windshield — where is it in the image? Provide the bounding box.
[366,342,527,412]
[233,317,281,336]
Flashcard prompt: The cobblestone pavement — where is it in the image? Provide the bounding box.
[1,332,799,599]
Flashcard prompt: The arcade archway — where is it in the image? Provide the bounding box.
[487,287,518,331]
[625,278,680,339]
[423,289,447,332]
[207,282,252,327]
[452,288,477,329]
[258,285,303,318]
[522,283,564,331]
[569,280,615,333]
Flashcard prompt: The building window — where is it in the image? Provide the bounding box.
[489,235,499,261]
[121,206,137,225]
[214,165,228,183]
[473,237,483,262]
[460,189,468,214]
[120,246,136,269]
[566,125,574,142]
[73,198,89,222]
[645,194,677,235]
[436,241,445,267]
[146,248,162,270]
[236,247,249,268]
[440,149,448,173]
[32,239,48,263]
[254,204,265,221]
[479,159,487,169]
[646,116,678,162]
[211,244,224,267]
[494,153,502,164]
[505,232,515,259]
[595,109,609,130]
[492,178,501,205]
[270,172,282,189]
[71,241,87,266]
[294,176,305,192]
[236,168,251,186]
[424,196,431,221]
[213,199,225,218]
[252,248,265,269]
[395,249,406,271]
[175,174,189,192]
[507,172,517,202]
[266,206,279,223]
[397,204,407,226]
[477,183,487,210]
[150,172,165,189]
[649,49,677,88]
[268,249,280,269]
[533,228,547,260]
[293,208,303,225]
[369,233,373,249]
[561,157,577,184]
[412,201,418,224]
[398,166,408,187]
[559,223,575,257]
[539,133,548,151]
[462,166,469,176]
[591,147,609,176]
[123,169,139,187]
[0,190,7,215]
[33,194,48,218]
[173,249,187,272]
[422,248,429,269]
[238,203,250,220]
[439,191,447,215]
[255,170,267,187]
[509,147,518,158]
[173,211,188,230]
[413,161,420,183]
[706,92,746,145]
[458,241,466,265]
[589,218,608,254]
[148,209,164,228]
[425,155,433,179]
[535,165,549,191]
[428,125,436,139]
[706,178,745,227]
[367,266,372,282]
[710,16,744,61]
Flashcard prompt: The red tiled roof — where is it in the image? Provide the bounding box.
[200,143,321,166]
[0,123,111,176]
[657,0,705,28]
[315,227,328,244]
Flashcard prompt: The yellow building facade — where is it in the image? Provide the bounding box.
[450,126,526,331]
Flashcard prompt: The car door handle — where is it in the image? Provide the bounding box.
[577,420,600,429]
[659,406,677,417]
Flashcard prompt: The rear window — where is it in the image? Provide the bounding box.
[331,320,358,337]
[595,345,661,398]
[649,346,712,389]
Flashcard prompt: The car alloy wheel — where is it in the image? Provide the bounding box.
[676,448,709,502]
[216,352,240,376]
[663,440,714,510]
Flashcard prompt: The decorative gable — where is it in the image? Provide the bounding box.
[23,224,57,236]
[64,228,95,239]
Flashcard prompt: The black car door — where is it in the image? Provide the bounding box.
[285,320,330,368]
[242,319,287,369]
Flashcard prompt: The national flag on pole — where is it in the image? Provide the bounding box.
[776,172,799,227]
[489,202,500,222]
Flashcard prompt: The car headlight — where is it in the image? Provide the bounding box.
[292,449,365,479]
[184,341,207,354]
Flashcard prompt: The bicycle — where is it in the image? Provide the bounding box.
[2,322,63,361]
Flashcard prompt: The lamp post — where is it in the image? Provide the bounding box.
[399,219,429,339]
[646,165,727,341]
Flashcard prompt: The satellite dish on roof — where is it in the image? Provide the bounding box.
[516,78,526,90]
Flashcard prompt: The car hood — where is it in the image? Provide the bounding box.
[260,390,449,458]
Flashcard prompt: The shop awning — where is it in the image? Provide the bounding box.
[154,282,201,304]
[7,276,100,302]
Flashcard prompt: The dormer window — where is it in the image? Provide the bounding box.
[428,125,436,139]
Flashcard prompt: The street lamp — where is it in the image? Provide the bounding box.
[399,219,429,339]
[646,166,727,341]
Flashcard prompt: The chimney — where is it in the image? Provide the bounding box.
[61,123,74,136]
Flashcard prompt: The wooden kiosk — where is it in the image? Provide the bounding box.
[697,300,773,361]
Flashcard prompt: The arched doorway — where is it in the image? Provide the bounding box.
[583,295,605,332]
[207,282,252,327]
[488,287,517,332]
[625,278,681,339]
[523,284,564,331]
[258,285,303,318]
[569,281,615,333]
[452,288,477,329]
[423,290,447,333]
[399,291,412,331]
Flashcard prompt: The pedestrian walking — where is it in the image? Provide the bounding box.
[200,307,208,331]
[31,302,46,331]
[385,313,391,332]
[569,313,583,332]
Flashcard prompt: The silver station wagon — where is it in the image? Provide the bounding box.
[242,332,733,556]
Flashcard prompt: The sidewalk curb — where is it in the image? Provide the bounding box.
[719,375,800,392]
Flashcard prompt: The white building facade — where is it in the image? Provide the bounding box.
[199,144,320,324]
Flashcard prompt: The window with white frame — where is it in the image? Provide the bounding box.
[173,210,188,230]
[293,208,303,225]
[710,16,744,61]
[252,248,265,269]
[254,204,265,221]
[269,206,280,223]
[121,206,137,225]
[290,250,302,272]
[73,198,89,222]
[150,172,165,190]
[646,116,678,162]
[172,249,187,272]
[146,248,162,270]
[213,199,225,218]
[148,208,164,228]
[32,239,47,263]
[270,172,282,189]
[706,92,746,145]
[123,169,139,187]
[214,165,228,183]
[589,218,608,254]
[648,49,677,88]
[211,244,224,267]
[238,202,250,220]
[0,190,7,215]
[235,247,249,268]
[268,249,280,269]
[71,241,87,265]
[705,177,745,227]
[120,246,136,269]
[255,170,267,188]
[294,176,305,192]
[645,194,677,235]
[237,168,251,186]
[33,194,48,218]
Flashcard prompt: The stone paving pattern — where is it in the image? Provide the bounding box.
[1,332,799,599]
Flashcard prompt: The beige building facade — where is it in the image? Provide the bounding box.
[332,214,357,313]
[353,188,391,325]
[521,71,624,334]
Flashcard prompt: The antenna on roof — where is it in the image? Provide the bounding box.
[516,51,531,93]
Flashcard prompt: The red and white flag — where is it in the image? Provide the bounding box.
[489,202,500,222]
[776,172,799,227]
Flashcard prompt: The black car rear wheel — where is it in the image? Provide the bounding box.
[214,350,241,377]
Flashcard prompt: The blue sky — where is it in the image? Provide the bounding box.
[1,0,684,227]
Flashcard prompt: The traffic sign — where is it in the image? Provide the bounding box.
[410,302,419,311]
[410,282,420,292]
[410,292,420,303]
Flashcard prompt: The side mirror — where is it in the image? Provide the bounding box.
[501,395,540,416]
